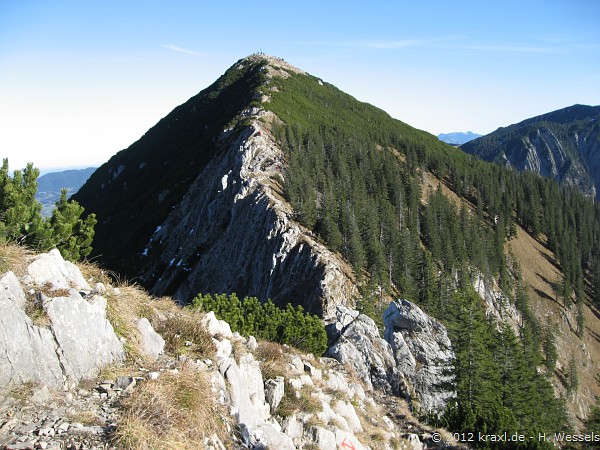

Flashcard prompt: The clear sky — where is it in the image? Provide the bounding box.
[1,0,599,172]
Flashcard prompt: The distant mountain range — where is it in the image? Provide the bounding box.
[460,104,600,199]
[437,131,481,145]
[36,167,96,216]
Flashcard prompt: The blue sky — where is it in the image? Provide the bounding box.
[1,1,599,172]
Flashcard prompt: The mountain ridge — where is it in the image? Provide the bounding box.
[460,104,600,198]
[36,167,96,216]
[73,54,600,435]
[437,131,481,145]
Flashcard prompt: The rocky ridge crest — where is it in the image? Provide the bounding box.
[140,104,357,322]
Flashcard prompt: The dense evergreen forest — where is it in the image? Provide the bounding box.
[265,67,600,446]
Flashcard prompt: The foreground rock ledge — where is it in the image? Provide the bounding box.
[0,249,124,389]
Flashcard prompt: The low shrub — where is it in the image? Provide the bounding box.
[191,293,328,355]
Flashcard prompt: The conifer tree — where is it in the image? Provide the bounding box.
[0,160,45,244]
[568,355,579,396]
[0,159,96,261]
[543,326,558,372]
[48,189,97,260]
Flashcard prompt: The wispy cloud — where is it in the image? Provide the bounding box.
[356,39,426,49]
[466,43,561,54]
[340,35,466,50]
[161,44,203,56]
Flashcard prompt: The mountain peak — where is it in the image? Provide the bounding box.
[237,53,306,81]
[437,131,481,145]
[242,52,300,67]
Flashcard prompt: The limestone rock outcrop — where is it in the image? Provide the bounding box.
[325,307,403,395]
[326,300,455,415]
[0,250,124,389]
[140,116,357,320]
[1,248,457,449]
[384,300,456,414]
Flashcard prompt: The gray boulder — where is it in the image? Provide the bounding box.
[325,306,403,395]
[326,300,455,415]
[0,271,26,308]
[24,249,90,291]
[0,251,125,390]
[218,355,270,428]
[309,426,337,450]
[135,317,165,359]
[383,299,455,414]
[0,272,64,387]
[324,305,359,344]
[254,421,295,450]
[44,292,125,382]
[264,376,285,414]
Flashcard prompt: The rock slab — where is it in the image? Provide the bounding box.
[0,250,124,389]
[384,299,455,414]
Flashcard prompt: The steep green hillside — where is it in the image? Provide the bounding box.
[265,69,594,441]
[461,104,600,198]
[267,69,600,315]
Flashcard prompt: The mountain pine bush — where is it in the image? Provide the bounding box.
[191,293,328,355]
[0,159,96,260]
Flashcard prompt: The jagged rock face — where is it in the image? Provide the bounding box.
[0,250,124,389]
[512,127,597,196]
[574,127,600,197]
[384,300,456,414]
[326,301,455,415]
[140,113,356,320]
[325,306,404,395]
[461,104,600,199]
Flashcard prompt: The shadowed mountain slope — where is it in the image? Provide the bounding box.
[461,104,600,198]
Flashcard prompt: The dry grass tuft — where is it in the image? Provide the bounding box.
[153,313,216,359]
[0,242,32,276]
[102,284,182,363]
[24,297,51,327]
[104,285,149,362]
[77,259,114,287]
[68,410,103,426]
[23,283,72,328]
[231,337,247,363]
[255,340,288,380]
[8,382,36,402]
[113,368,228,450]
[277,383,320,418]
[96,362,137,381]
